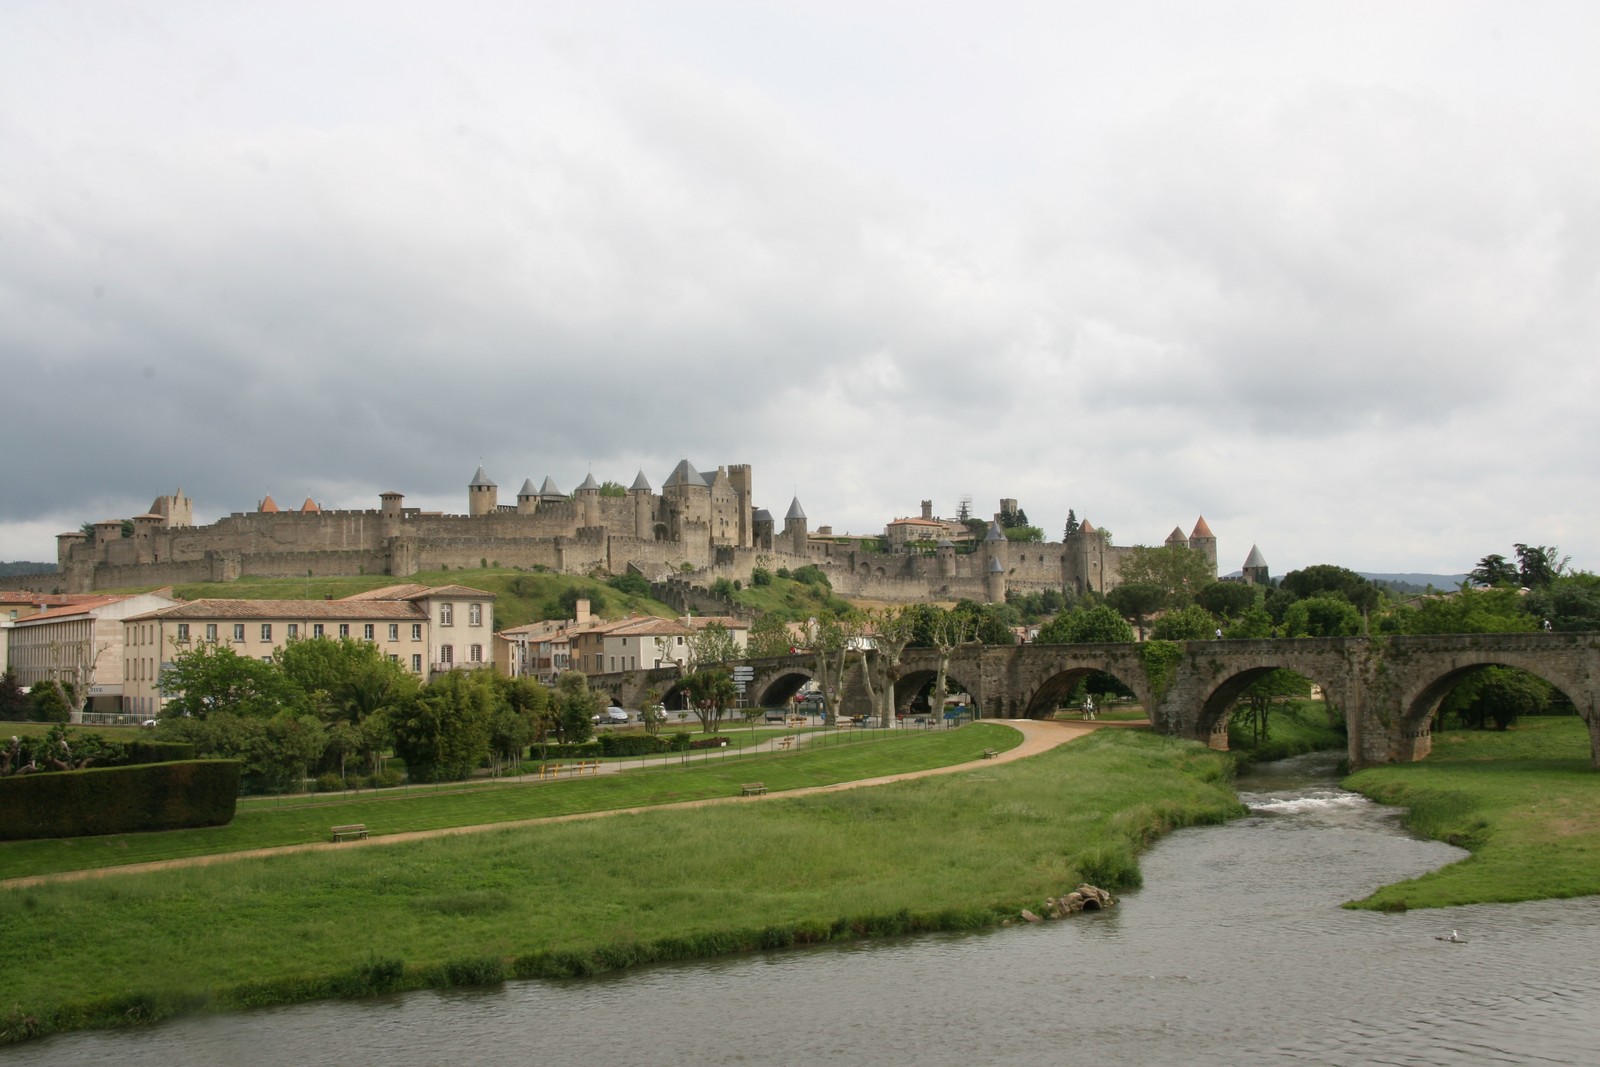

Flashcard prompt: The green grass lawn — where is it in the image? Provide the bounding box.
[1343,715,1600,910]
[0,724,1019,880]
[0,729,1240,1043]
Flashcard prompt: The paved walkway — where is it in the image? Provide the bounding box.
[3,719,1148,889]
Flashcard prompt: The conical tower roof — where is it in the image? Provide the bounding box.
[259,494,279,513]
[664,459,706,488]
[518,478,538,497]
[1243,544,1267,569]
[1191,515,1215,540]
[300,497,320,513]
[1166,526,1187,544]
[630,470,652,492]
[576,472,600,492]
[470,465,495,488]
[988,556,1005,573]
[1079,519,1095,534]
[785,497,806,521]
[538,476,564,497]
[986,520,1007,543]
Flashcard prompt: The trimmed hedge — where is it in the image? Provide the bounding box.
[0,760,241,840]
[124,740,197,765]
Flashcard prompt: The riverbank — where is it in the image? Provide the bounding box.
[1343,715,1600,910]
[0,728,1240,1045]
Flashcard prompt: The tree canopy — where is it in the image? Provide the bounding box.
[1115,545,1215,606]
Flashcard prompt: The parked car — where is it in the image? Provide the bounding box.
[592,706,630,725]
[764,708,789,723]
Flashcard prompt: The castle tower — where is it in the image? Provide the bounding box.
[380,491,404,520]
[1242,544,1269,586]
[985,555,1006,604]
[576,472,601,528]
[921,499,933,521]
[1189,516,1218,575]
[784,497,808,556]
[630,471,653,539]
[1165,526,1187,549]
[150,489,192,527]
[984,518,1009,571]
[937,538,956,578]
[752,508,775,551]
[516,479,538,515]
[468,466,498,517]
[728,464,754,548]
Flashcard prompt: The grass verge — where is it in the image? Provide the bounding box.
[1342,715,1600,910]
[0,729,1241,1044]
[0,725,1017,880]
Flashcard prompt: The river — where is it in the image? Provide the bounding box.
[9,752,1599,1066]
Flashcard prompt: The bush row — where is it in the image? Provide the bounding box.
[0,760,241,840]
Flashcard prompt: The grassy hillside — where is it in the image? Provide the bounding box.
[108,567,679,630]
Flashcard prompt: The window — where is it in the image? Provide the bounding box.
[411,654,422,672]
[233,624,245,642]
[440,645,453,665]
[388,654,399,663]
[205,623,218,641]
[363,623,375,640]
[440,603,454,626]
[261,624,272,642]
[339,624,350,638]
[287,623,299,638]
[411,623,422,640]
[388,623,399,641]
[261,656,272,664]
[313,623,325,637]
[470,644,483,663]
[177,623,189,641]
[469,603,482,626]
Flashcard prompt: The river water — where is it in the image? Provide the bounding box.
[11,752,1600,1066]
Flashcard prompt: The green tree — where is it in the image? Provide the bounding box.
[951,599,1014,645]
[1116,545,1215,606]
[746,613,794,659]
[1514,544,1569,589]
[597,480,627,498]
[1400,587,1536,635]
[160,642,295,719]
[558,585,606,618]
[552,671,598,744]
[682,668,737,733]
[1440,666,1552,730]
[1063,510,1080,538]
[1469,553,1519,587]
[1106,582,1168,640]
[1231,670,1314,744]
[1223,608,1274,639]
[1279,565,1381,616]
[1195,581,1258,620]
[0,668,31,721]
[30,681,76,723]
[1525,573,1600,632]
[1281,595,1363,638]
[1036,605,1135,644]
[607,571,650,597]
[1150,604,1218,641]
[686,621,740,670]
[391,670,497,782]
[1002,525,1044,543]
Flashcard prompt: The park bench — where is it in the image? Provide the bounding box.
[741,782,768,796]
[982,748,998,759]
[577,760,600,776]
[777,737,794,750]
[331,823,368,842]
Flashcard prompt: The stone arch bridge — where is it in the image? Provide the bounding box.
[589,632,1600,769]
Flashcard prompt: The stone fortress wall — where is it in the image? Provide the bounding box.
[42,464,1232,603]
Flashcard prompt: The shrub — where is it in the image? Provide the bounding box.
[374,769,404,789]
[0,760,241,840]
[315,773,346,793]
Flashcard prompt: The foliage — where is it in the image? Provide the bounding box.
[1524,573,1600,632]
[746,613,794,659]
[1137,640,1182,700]
[551,671,599,746]
[558,585,606,619]
[159,711,325,794]
[390,670,497,783]
[789,564,831,589]
[607,572,650,597]
[1194,581,1257,620]
[950,599,1015,645]
[1150,604,1218,641]
[1438,666,1552,731]
[0,669,30,721]
[709,577,736,599]
[681,668,738,733]
[1468,553,1518,587]
[1115,545,1215,606]
[1001,525,1044,543]
[1395,587,1537,635]
[1513,543,1569,589]
[597,480,628,498]
[1229,671,1313,745]
[1036,604,1134,644]
[1279,564,1380,615]
[160,642,296,720]
[1004,588,1067,624]
[29,681,75,723]
[1105,582,1167,639]
[1280,595,1363,638]
[1062,509,1080,538]
[686,622,740,669]
[0,759,240,839]
[1223,608,1274,639]
[1,726,127,777]
[750,566,773,587]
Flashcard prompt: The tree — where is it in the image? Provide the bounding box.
[1439,666,1551,730]
[1195,581,1258,620]
[552,671,599,744]
[804,611,862,723]
[998,504,1030,529]
[1002,525,1044,543]
[597,480,628,497]
[0,668,30,721]
[1116,545,1215,606]
[1469,553,1519,587]
[682,668,737,733]
[607,571,650,597]
[1036,605,1135,644]
[853,607,916,727]
[1150,604,1218,641]
[1063,510,1080,538]
[558,585,605,618]
[1279,565,1381,617]
[746,613,794,659]
[160,642,296,719]
[1525,573,1600,632]
[686,622,740,670]
[1106,582,1168,640]
[1514,544,1569,589]
[1400,587,1536,635]
[391,670,497,782]
[1281,595,1363,638]
[950,599,1014,645]
[1223,608,1274,639]
[1231,670,1313,744]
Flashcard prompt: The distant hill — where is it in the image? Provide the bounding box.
[0,561,56,578]
[1361,573,1469,595]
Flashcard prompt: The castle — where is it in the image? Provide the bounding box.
[45,463,1244,603]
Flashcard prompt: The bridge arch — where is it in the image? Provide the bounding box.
[1018,664,1146,720]
[1194,662,1353,753]
[892,667,983,719]
[1398,652,1591,741]
[751,667,818,709]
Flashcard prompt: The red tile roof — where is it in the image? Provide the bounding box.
[126,599,428,622]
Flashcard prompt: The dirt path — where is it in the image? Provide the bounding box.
[3,719,1147,890]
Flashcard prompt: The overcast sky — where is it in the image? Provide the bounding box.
[3,1,1597,577]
